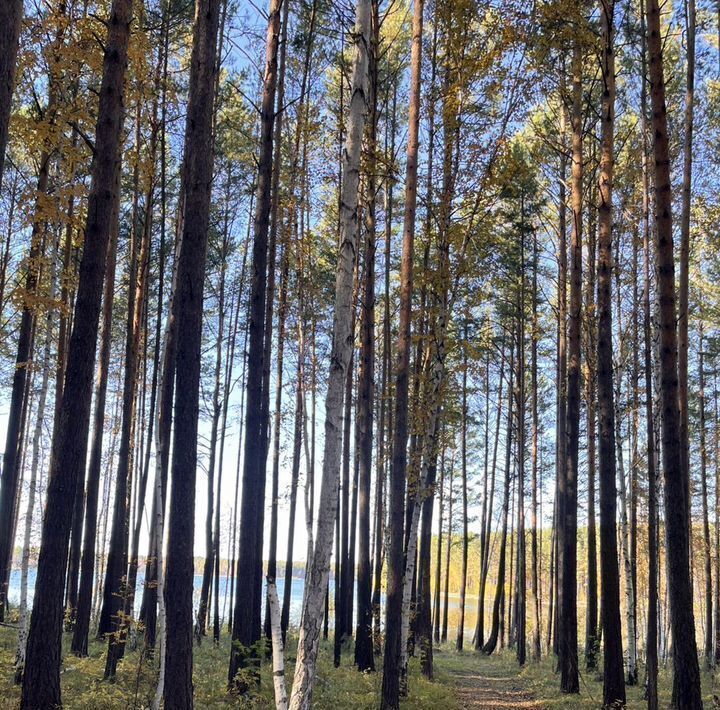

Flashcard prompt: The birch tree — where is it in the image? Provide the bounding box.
[287,0,371,702]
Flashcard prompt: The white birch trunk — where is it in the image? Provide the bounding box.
[399,495,422,692]
[268,580,288,710]
[288,0,370,703]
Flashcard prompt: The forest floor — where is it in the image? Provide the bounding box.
[2,624,720,708]
[436,651,542,709]
[436,645,720,709]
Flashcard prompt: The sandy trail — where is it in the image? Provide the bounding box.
[449,658,544,709]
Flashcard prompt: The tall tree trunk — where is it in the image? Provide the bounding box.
[229,0,282,678]
[640,4,658,703]
[553,83,568,658]
[373,82,396,657]
[102,108,149,675]
[20,0,133,703]
[274,0,316,642]
[347,416,359,637]
[195,233,227,643]
[281,365,304,640]
[677,0,695,535]
[714,371,720,667]
[14,232,61,681]
[264,0,291,633]
[596,1,625,703]
[0,0,22,191]
[163,0,221,703]
[475,341,504,650]
[379,0,422,705]
[0,169,18,312]
[354,0,378,671]
[338,325,354,656]
[139,8,173,647]
[227,301,250,636]
[614,246,637,687]
[530,233,541,661]
[433,448,444,644]
[546,497,555,652]
[558,40,581,694]
[416,443,438,680]
[442,455,454,644]
[214,217,242,643]
[457,324,469,652]
[699,320,712,666]
[483,347,514,656]
[646,0,702,703]
[257,0,289,643]
[287,0,370,701]
[515,232,526,667]
[70,192,120,656]
[584,140,598,673]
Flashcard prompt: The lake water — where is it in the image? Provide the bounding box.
[7,569,467,632]
[7,568,308,627]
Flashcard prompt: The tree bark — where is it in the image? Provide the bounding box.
[196,231,228,643]
[281,367,303,640]
[584,139,598,673]
[640,4,658,702]
[380,0,422,706]
[433,448,444,644]
[558,40,581,694]
[475,341,504,650]
[70,190,120,656]
[530,233,541,661]
[698,319,712,667]
[373,81,396,657]
[416,447,437,680]
[229,0,282,678]
[354,0,378,670]
[441,459,453,644]
[515,235,526,667]
[268,581,288,710]
[287,0,370,701]
[677,0,695,537]
[646,0,702,703]
[596,1,625,703]
[483,347,514,656]
[457,324,469,652]
[102,108,149,675]
[163,0,221,703]
[14,232,61,681]
[257,0,289,644]
[0,0,22,191]
[20,0,133,703]
[553,79,568,659]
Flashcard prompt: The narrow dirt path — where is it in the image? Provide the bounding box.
[439,652,544,710]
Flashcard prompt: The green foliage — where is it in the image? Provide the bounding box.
[0,627,459,709]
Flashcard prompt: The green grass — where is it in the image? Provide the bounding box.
[5,624,720,708]
[436,644,720,709]
[517,652,720,709]
[0,626,457,709]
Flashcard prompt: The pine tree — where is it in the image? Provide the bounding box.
[20,0,133,703]
[163,0,222,702]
